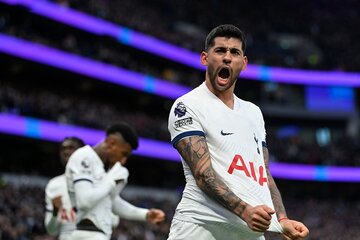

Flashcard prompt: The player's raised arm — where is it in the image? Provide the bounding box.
[176,135,274,232]
[70,161,127,211]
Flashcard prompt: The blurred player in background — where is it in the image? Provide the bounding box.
[44,137,85,240]
[65,122,165,240]
[167,24,309,240]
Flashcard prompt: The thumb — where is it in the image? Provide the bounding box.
[283,224,301,238]
[263,205,275,215]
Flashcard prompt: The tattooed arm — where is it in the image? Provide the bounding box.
[263,146,310,239]
[176,135,274,232]
[263,147,287,219]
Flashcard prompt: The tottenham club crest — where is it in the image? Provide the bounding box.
[174,102,187,118]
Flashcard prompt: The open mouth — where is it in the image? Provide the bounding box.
[218,68,230,79]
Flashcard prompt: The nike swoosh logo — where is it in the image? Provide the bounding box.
[221,130,234,136]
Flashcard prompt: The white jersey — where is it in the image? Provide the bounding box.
[168,82,282,237]
[65,145,127,237]
[45,174,76,240]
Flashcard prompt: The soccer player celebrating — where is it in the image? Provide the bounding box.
[65,123,165,240]
[167,24,309,240]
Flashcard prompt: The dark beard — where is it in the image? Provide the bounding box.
[207,65,237,91]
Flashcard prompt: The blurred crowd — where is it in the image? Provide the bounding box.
[0,81,170,141]
[51,0,360,72]
[0,177,359,240]
[0,6,202,88]
[0,1,359,239]
[1,0,359,90]
[0,177,177,240]
[268,131,360,166]
[1,80,360,166]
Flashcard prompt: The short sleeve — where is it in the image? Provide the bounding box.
[168,100,205,147]
[67,154,94,184]
[45,177,64,200]
[45,182,54,211]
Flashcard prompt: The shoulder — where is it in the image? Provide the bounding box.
[238,97,263,115]
[174,88,198,106]
[70,145,92,157]
[47,174,66,186]
[67,146,93,166]
[66,145,97,174]
[45,175,62,189]
[45,174,66,197]
[171,84,208,113]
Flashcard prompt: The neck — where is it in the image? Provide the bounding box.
[221,95,235,109]
[93,143,108,166]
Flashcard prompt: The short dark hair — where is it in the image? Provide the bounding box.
[106,123,139,150]
[205,24,246,53]
[61,136,85,147]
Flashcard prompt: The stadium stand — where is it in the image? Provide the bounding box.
[0,0,359,239]
[0,174,359,239]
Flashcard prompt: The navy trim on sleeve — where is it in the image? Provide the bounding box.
[172,131,205,148]
[262,141,267,148]
[73,178,93,184]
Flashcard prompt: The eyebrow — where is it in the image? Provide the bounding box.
[215,46,242,53]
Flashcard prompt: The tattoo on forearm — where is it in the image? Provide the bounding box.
[263,147,287,217]
[177,136,247,216]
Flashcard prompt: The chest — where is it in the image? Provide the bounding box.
[201,106,262,148]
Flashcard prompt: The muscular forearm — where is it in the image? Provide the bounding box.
[268,174,287,218]
[200,165,248,217]
[177,136,248,218]
[263,147,286,218]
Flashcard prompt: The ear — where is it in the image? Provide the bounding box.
[200,51,208,66]
[105,136,116,149]
[241,56,248,71]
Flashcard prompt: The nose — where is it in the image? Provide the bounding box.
[223,50,232,64]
